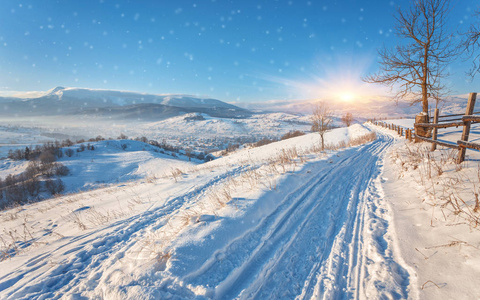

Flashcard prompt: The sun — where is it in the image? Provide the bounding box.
[339,92,354,102]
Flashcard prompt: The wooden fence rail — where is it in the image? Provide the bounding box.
[414,121,464,129]
[415,135,460,150]
[370,92,479,164]
[462,115,480,122]
[414,92,478,163]
[458,140,480,151]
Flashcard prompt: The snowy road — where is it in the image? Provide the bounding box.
[179,132,412,299]
[0,128,414,299]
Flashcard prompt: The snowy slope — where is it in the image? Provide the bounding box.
[0,125,418,299]
[141,112,312,140]
[1,109,480,299]
[59,140,196,193]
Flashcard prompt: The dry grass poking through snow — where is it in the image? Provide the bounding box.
[0,131,378,266]
[391,141,480,229]
[0,215,36,261]
[134,131,378,262]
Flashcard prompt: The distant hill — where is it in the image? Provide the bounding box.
[236,95,472,119]
[0,87,252,120]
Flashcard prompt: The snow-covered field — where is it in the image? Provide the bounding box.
[0,112,312,157]
[1,122,480,299]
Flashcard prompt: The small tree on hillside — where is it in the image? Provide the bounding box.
[118,133,128,140]
[341,112,354,127]
[39,151,56,174]
[364,0,457,114]
[311,102,332,151]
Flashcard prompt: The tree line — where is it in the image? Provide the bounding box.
[1,142,71,209]
[0,133,222,210]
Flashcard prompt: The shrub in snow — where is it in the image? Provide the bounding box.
[253,138,277,148]
[77,144,86,152]
[25,161,41,179]
[204,154,215,162]
[54,164,70,176]
[45,178,65,195]
[5,179,26,205]
[39,151,56,171]
[118,133,128,140]
[24,177,41,198]
[65,148,75,157]
[280,130,305,140]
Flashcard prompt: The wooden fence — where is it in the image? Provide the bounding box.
[369,92,480,164]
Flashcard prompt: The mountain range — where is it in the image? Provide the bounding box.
[0,87,473,121]
[0,87,252,120]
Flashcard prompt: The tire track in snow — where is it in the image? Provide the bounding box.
[1,165,253,300]
[183,132,411,299]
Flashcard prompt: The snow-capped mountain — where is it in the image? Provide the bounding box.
[0,87,251,119]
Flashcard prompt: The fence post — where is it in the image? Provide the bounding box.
[431,108,439,151]
[458,93,477,163]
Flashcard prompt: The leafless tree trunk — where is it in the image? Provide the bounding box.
[311,102,332,151]
[364,0,457,115]
[341,112,354,127]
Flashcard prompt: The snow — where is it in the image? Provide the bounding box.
[0,122,480,299]
[0,126,57,159]
[370,122,480,299]
[0,112,313,156]
[59,140,196,193]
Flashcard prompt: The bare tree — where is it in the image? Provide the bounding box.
[64,148,75,157]
[463,9,480,77]
[341,113,354,127]
[45,178,65,195]
[364,0,457,114]
[24,177,41,198]
[311,102,332,151]
[118,133,128,140]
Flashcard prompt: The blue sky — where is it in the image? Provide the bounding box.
[0,0,479,103]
